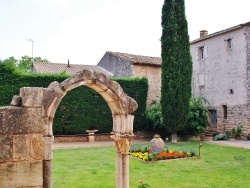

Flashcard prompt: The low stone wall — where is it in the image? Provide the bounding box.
[54,131,153,143]
[54,135,89,142]
[54,134,113,142]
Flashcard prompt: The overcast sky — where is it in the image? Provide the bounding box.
[0,0,249,65]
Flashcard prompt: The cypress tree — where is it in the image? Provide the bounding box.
[161,0,192,143]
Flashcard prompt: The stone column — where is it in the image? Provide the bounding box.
[122,153,129,188]
[43,160,52,188]
[43,136,54,188]
[112,135,132,188]
[116,152,123,188]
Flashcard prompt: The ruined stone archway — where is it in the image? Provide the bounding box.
[0,70,137,188]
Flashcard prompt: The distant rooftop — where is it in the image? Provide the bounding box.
[32,62,109,75]
[106,51,162,66]
[191,21,250,44]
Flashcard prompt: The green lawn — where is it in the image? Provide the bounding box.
[52,142,250,188]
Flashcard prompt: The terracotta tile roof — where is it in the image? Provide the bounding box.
[106,51,161,66]
[32,62,109,75]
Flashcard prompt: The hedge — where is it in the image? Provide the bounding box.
[0,62,148,134]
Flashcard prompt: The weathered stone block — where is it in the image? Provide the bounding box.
[0,161,43,188]
[10,95,22,106]
[30,134,43,160]
[20,87,43,107]
[0,107,46,134]
[20,108,46,134]
[0,135,12,162]
[42,84,64,118]
[13,135,29,161]
[0,107,21,134]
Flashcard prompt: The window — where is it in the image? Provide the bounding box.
[199,46,204,59]
[222,105,227,119]
[227,39,233,49]
[197,45,207,60]
[208,109,217,124]
[225,38,233,51]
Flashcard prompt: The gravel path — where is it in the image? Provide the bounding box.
[52,139,250,150]
[207,140,250,149]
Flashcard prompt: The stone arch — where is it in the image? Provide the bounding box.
[44,70,138,137]
[0,70,137,188]
[42,70,138,188]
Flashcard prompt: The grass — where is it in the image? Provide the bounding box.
[52,142,250,188]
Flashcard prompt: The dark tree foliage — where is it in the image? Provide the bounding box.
[161,0,192,140]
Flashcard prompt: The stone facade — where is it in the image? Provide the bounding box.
[190,22,250,134]
[132,64,161,105]
[0,69,138,188]
[97,51,161,106]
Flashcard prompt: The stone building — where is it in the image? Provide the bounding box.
[97,51,161,106]
[190,21,250,133]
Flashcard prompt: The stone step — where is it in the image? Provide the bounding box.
[202,127,219,137]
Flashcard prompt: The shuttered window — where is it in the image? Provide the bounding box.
[197,45,207,60]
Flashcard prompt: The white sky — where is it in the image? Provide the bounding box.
[0,0,249,65]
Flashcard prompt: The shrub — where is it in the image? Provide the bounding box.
[145,97,208,136]
[179,97,209,135]
[232,124,243,137]
[145,103,164,132]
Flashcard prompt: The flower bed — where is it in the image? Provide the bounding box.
[129,144,197,162]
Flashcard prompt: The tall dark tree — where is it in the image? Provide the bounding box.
[161,0,192,143]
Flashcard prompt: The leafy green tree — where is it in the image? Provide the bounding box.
[17,55,48,72]
[161,0,192,143]
[1,56,17,67]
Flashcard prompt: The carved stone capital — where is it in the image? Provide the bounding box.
[111,135,133,154]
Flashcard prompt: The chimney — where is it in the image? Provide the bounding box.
[67,59,70,67]
[200,30,208,38]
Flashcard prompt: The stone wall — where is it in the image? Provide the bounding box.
[132,64,161,106]
[216,104,250,134]
[245,27,250,103]
[0,106,45,188]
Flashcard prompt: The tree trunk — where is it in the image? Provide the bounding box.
[171,132,178,143]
